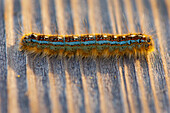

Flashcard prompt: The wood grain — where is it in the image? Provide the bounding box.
[1,0,170,113]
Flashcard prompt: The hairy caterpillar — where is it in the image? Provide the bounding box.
[19,33,154,58]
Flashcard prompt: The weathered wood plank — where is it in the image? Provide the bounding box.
[1,0,170,113]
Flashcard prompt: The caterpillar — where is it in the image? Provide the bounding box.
[19,33,154,58]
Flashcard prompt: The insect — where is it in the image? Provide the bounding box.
[19,32,154,58]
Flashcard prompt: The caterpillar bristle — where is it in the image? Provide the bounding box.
[19,32,155,58]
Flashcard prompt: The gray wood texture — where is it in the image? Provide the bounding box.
[0,0,170,113]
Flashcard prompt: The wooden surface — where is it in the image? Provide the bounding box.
[0,0,170,113]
